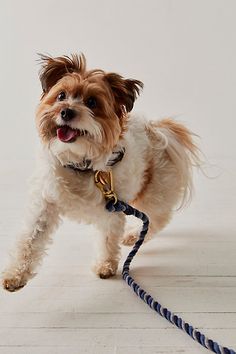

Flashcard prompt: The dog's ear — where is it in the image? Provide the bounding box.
[104,73,143,116]
[38,53,86,94]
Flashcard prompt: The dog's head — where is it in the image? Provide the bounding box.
[36,53,143,165]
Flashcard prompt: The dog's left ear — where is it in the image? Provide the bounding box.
[38,53,86,95]
[104,73,143,116]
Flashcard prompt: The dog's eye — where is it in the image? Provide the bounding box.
[86,96,97,109]
[58,91,66,101]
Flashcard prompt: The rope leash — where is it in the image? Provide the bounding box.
[105,198,236,354]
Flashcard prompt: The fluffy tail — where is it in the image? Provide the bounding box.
[150,118,200,208]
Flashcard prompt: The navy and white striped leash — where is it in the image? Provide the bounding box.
[105,198,236,354]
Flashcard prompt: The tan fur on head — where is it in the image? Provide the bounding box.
[39,53,87,94]
[36,53,143,165]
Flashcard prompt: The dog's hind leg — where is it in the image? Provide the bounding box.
[122,205,172,246]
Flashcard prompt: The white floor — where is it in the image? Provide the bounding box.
[0,158,236,354]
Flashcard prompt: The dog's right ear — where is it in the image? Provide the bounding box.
[38,53,86,94]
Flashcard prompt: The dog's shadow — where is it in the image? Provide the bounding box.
[127,226,211,257]
[121,226,227,278]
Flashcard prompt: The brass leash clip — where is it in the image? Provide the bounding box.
[94,170,118,204]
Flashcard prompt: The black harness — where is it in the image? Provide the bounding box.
[64,147,125,172]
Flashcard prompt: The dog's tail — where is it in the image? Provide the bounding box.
[149,118,200,208]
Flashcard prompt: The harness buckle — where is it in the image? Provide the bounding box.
[94,170,118,204]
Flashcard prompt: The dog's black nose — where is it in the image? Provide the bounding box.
[61,108,76,121]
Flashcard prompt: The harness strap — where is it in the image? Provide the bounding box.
[64,147,125,173]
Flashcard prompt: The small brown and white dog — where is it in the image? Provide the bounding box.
[2,53,199,292]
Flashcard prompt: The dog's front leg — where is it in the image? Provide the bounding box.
[93,211,125,279]
[2,191,60,292]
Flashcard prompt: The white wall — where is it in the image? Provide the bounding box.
[1,0,235,161]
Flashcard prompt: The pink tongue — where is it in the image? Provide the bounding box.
[57,126,78,142]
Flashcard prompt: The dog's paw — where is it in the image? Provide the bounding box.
[93,260,118,279]
[2,269,28,292]
[2,276,26,292]
[122,232,139,246]
[122,228,153,246]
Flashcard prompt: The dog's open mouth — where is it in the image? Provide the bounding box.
[56,125,89,143]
